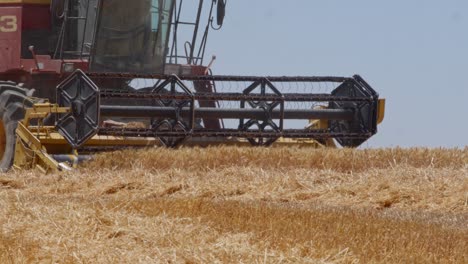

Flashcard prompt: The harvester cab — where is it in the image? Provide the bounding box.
[0,0,385,173]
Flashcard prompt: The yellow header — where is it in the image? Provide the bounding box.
[0,0,51,5]
[377,99,386,125]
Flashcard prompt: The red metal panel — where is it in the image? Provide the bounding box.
[19,58,89,74]
[22,4,50,30]
[20,58,61,73]
[0,6,21,72]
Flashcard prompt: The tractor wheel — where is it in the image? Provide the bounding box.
[0,83,34,172]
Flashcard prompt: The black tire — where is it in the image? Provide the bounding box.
[0,84,33,172]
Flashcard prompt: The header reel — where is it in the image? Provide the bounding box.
[53,70,380,149]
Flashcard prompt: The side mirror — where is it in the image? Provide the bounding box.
[216,0,226,26]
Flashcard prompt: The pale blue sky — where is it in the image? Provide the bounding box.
[190,0,468,148]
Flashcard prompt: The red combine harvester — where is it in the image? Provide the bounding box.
[0,0,385,172]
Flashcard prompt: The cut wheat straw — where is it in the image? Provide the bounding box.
[0,147,466,263]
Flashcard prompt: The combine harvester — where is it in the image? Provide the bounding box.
[0,0,385,172]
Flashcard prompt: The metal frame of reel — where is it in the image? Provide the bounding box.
[55,70,381,149]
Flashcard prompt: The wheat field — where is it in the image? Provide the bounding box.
[0,147,467,263]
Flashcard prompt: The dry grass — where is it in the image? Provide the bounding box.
[0,147,467,263]
[89,147,466,173]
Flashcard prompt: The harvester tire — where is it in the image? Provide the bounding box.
[0,84,33,172]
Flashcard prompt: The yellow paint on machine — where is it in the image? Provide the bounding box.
[377,99,386,124]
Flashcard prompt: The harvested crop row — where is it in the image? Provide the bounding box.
[0,147,466,263]
[87,146,467,172]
